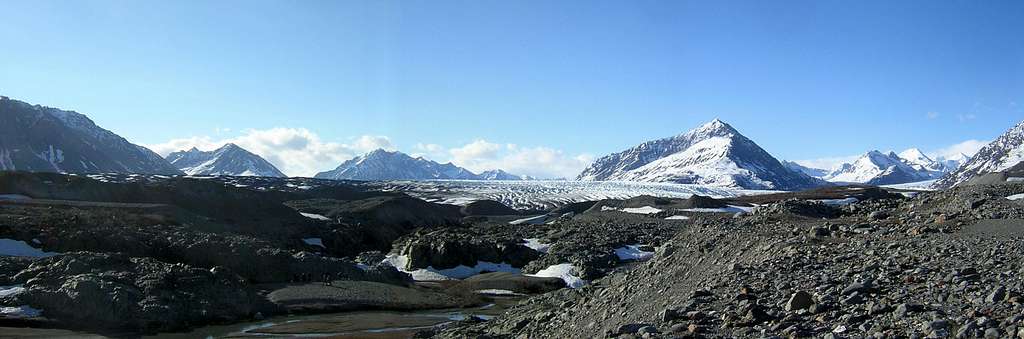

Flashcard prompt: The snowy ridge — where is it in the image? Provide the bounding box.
[936,120,1024,188]
[577,119,825,191]
[797,148,962,186]
[823,150,934,185]
[0,96,181,175]
[166,143,286,177]
[314,149,528,181]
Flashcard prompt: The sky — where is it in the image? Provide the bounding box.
[1,0,1022,177]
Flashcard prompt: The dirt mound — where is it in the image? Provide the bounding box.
[752,198,844,219]
[681,194,728,209]
[550,200,597,215]
[287,196,463,256]
[460,200,518,216]
[449,272,565,294]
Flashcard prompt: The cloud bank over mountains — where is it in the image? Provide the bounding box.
[149,128,593,178]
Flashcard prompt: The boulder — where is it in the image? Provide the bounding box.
[12,252,257,333]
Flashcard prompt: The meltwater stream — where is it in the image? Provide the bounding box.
[146,298,519,339]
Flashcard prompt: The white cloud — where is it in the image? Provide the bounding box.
[147,128,393,177]
[957,113,977,122]
[928,139,988,159]
[424,140,593,179]
[926,112,939,119]
[449,140,503,161]
[149,130,589,179]
[411,143,446,159]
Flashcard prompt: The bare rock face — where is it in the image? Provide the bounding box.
[460,200,519,216]
[11,252,257,333]
[0,96,182,175]
[398,234,541,270]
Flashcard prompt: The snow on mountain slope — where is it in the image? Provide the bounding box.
[479,169,530,180]
[576,119,826,191]
[166,143,286,177]
[935,120,1024,188]
[314,149,526,181]
[823,151,931,185]
[935,153,970,172]
[783,161,828,178]
[0,96,182,175]
[898,148,944,173]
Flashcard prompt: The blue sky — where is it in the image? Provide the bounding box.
[1,1,1022,177]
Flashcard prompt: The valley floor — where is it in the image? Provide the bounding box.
[1,172,1022,338]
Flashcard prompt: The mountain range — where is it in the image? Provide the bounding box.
[314,149,532,181]
[788,149,969,186]
[0,96,181,175]
[935,120,1024,188]
[4,95,1023,189]
[166,143,286,177]
[577,119,827,190]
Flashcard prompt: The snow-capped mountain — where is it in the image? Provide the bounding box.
[314,149,528,181]
[783,160,829,178]
[479,169,534,180]
[935,120,1024,188]
[0,96,182,175]
[822,150,935,185]
[897,148,945,173]
[576,119,826,190]
[935,153,971,172]
[480,169,516,180]
[166,143,286,177]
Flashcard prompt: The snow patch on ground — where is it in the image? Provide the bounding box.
[0,194,31,201]
[382,255,520,281]
[614,245,655,261]
[522,238,551,253]
[1007,177,1024,182]
[0,305,42,318]
[509,215,547,225]
[1006,193,1024,201]
[299,212,331,221]
[528,263,586,288]
[881,180,939,191]
[814,197,859,206]
[620,206,663,214]
[0,239,58,257]
[474,289,523,296]
[302,238,325,248]
[0,285,25,298]
[601,205,663,214]
[680,205,753,213]
[665,215,690,220]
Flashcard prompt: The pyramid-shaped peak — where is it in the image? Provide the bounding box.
[698,118,733,131]
[683,119,740,140]
[366,148,397,157]
[217,143,244,152]
[899,148,934,162]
